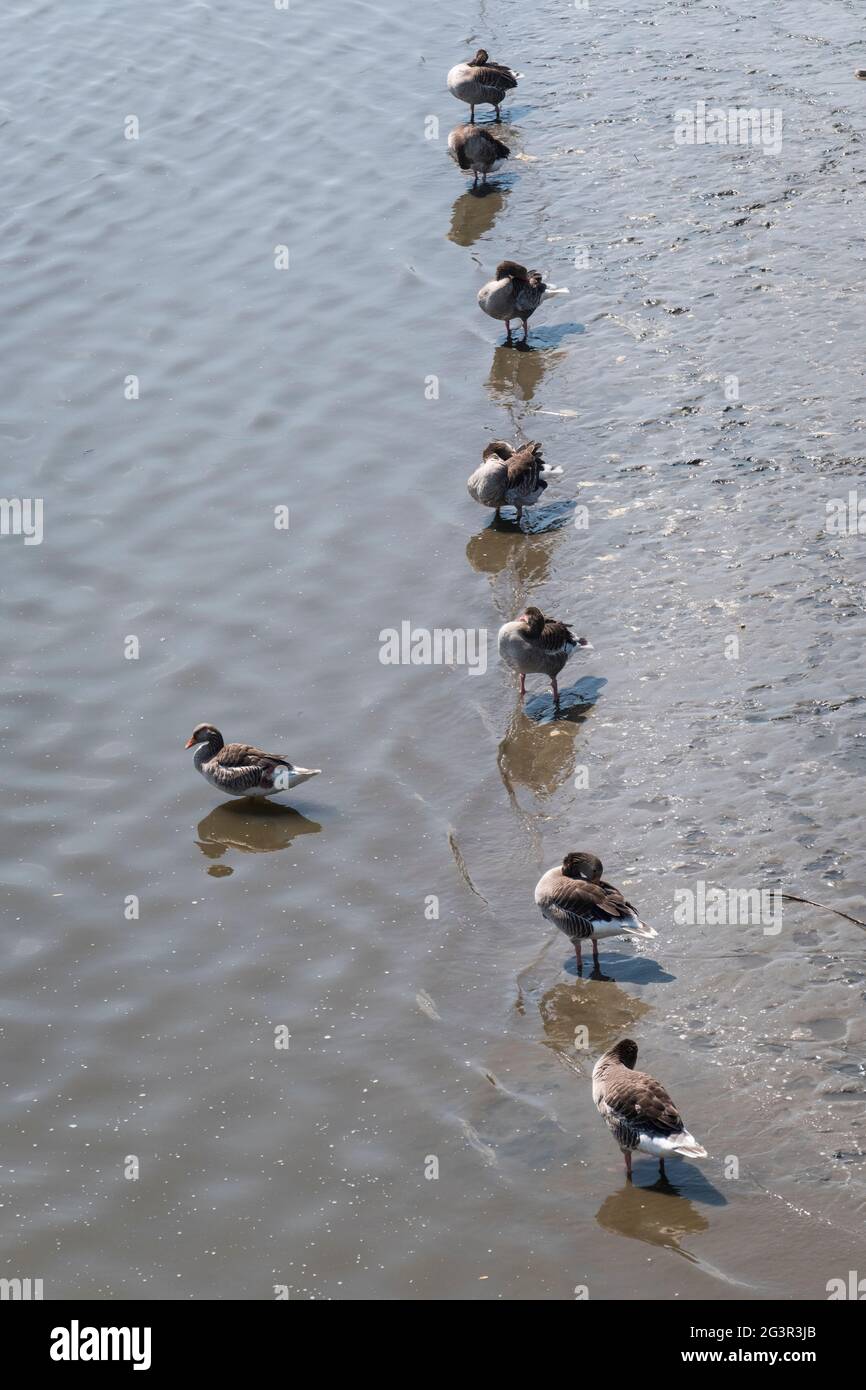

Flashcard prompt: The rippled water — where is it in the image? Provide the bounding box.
[1,0,865,1299]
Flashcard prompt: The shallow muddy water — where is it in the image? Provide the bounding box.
[1,0,865,1299]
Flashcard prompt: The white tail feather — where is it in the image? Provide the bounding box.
[621,918,657,940]
[673,1137,708,1158]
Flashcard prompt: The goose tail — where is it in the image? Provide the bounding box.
[287,767,321,788]
[673,1133,708,1159]
[621,916,658,940]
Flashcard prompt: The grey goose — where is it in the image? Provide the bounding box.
[448,124,510,185]
[534,851,657,979]
[498,606,589,703]
[467,440,563,521]
[477,260,569,343]
[447,49,520,123]
[592,1039,707,1179]
[185,723,320,800]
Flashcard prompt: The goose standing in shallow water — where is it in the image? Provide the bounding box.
[477,260,569,343]
[467,440,563,521]
[447,49,520,123]
[498,606,588,703]
[185,723,321,800]
[448,124,510,186]
[592,1039,708,1179]
[534,852,657,979]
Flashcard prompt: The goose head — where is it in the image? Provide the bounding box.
[608,1038,639,1069]
[185,722,223,750]
[561,850,604,883]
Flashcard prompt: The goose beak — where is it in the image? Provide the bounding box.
[185,737,196,748]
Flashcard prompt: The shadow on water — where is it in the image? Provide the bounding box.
[472,496,576,533]
[523,673,606,725]
[525,322,586,350]
[561,950,675,985]
[195,800,322,871]
[447,184,510,247]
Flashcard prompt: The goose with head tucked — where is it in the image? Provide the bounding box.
[447,48,520,123]
[534,851,657,980]
[467,439,563,522]
[498,605,589,703]
[448,124,510,186]
[592,1039,707,1179]
[185,723,321,800]
[477,260,569,343]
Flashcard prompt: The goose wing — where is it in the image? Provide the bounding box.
[210,742,296,793]
[474,61,518,93]
[505,441,545,495]
[538,617,577,654]
[601,1066,685,1139]
[541,874,633,939]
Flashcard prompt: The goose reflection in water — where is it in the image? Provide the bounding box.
[595,1182,710,1258]
[195,800,322,873]
[447,183,510,248]
[537,980,651,1060]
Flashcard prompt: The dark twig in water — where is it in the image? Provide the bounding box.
[447,828,488,905]
[775,892,866,931]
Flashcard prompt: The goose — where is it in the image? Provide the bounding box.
[467,440,563,521]
[592,1039,708,1179]
[534,851,657,979]
[448,124,510,185]
[185,723,320,799]
[498,606,588,702]
[477,260,569,343]
[447,49,520,123]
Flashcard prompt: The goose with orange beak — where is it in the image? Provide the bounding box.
[185,723,320,800]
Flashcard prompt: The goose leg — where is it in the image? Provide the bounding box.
[515,503,523,524]
[505,319,513,343]
[493,506,501,521]
[472,170,478,187]
[574,940,583,975]
[495,104,501,122]
[470,105,475,122]
[519,672,526,700]
[590,938,612,982]
[624,1150,633,1180]
[522,319,529,343]
[551,675,559,704]
[659,1158,666,1180]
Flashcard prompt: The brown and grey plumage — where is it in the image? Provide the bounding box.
[498,605,589,703]
[467,440,563,521]
[592,1039,708,1180]
[185,723,321,800]
[477,260,569,343]
[447,49,520,123]
[534,851,657,979]
[447,124,510,185]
